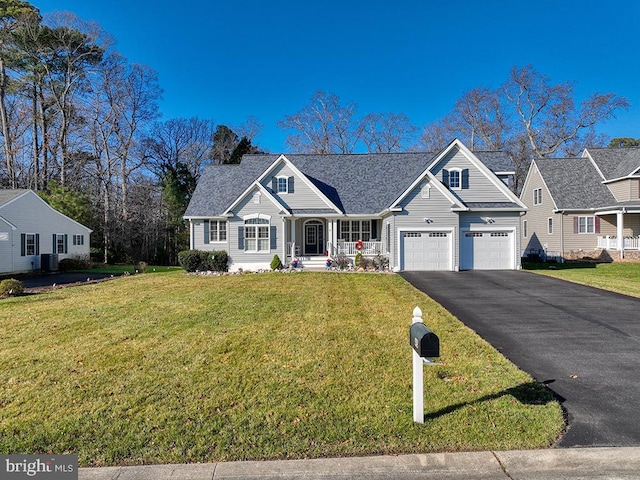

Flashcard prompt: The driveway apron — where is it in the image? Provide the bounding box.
[401,270,640,447]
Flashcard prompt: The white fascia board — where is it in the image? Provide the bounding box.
[602,175,640,184]
[223,181,290,216]
[582,149,607,181]
[256,154,342,214]
[389,168,464,211]
[0,214,17,230]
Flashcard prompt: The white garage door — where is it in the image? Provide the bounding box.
[402,231,451,271]
[461,231,513,270]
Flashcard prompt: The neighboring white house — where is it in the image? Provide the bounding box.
[184,139,527,272]
[0,189,92,274]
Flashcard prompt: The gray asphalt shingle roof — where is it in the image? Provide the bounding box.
[586,147,640,180]
[0,189,28,207]
[185,150,515,217]
[535,158,617,210]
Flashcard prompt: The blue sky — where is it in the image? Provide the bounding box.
[34,0,640,153]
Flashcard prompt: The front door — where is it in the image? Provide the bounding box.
[304,221,324,255]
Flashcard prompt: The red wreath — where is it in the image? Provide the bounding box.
[355,240,364,251]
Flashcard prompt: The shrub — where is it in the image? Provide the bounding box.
[178,250,228,272]
[59,256,91,272]
[332,253,351,270]
[136,261,148,273]
[0,278,24,297]
[355,252,364,269]
[270,254,283,270]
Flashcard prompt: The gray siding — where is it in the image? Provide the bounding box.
[395,182,460,269]
[228,186,284,270]
[264,164,333,210]
[430,146,509,203]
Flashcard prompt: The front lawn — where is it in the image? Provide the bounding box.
[0,272,564,466]
[526,262,640,297]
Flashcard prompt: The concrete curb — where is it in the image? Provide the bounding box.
[79,447,640,480]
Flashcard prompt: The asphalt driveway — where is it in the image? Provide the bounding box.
[401,270,640,448]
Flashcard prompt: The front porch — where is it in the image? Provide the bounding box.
[282,217,384,265]
[597,236,640,250]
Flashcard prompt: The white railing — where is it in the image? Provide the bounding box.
[597,236,640,250]
[337,241,383,256]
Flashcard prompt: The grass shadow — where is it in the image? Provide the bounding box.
[424,381,560,421]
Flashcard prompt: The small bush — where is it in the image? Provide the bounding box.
[270,254,283,270]
[332,253,351,270]
[136,261,148,273]
[355,252,364,269]
[178,250,228,272]
[0,278,24,297]
[59,256,91,272]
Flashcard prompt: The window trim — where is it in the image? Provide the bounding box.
[54,233,68,254]
[547,217,553,235]
[523,220,528,238]
[339,220,372,242]
[276,176,289,194]
[448,168,462,190]
[577,216,595,234]
[72,234,84,246]
[209,220,227,243]
[533,187,542,205]
[244,215,270,252]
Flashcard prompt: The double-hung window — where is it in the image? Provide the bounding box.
[244,218,270,252]
[339,220,372,242]
[578,216,595,234]
[73,234,84,246]
[448,170,461,189]
[534,188,543,205]
[209,220,227,242]
[54,234,68,254]
[21,233,39,256]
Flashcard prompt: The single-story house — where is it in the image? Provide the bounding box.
[0,189,92,274]
[184,139,527,272]
[520,146,640,261]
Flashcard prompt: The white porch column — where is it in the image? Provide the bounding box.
[617,211,625,259]
[281,217,287,262]
[291,218,297,257]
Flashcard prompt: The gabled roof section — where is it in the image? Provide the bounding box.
[0,189,29,208]
[535,157,617,210]
[184,157,274,218]
[426,139,526,208]
[389,169,465,211]
[583,147,640,181]
[223,181,290,217]
[254,154,342,213]
[233,152,433,214]
[184,142,524,218]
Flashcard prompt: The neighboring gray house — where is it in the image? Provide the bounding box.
[520,147,640,261]
[0,189,92,274]
[185,139,526,272]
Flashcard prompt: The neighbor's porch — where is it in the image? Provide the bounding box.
[596,210,640,259]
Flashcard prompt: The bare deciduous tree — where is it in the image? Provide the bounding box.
[360,112,417,153]
[278,91,360,154]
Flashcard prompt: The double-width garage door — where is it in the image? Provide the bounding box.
[401,231,451,271]
[460,231,513,270]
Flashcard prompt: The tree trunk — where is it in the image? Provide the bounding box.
[0,58,15,188]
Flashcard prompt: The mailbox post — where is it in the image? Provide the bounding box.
[410,306,440,424]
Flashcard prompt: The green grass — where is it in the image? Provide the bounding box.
[78,264,181,275]
[525,262,640,297]
[0,272,564,466]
